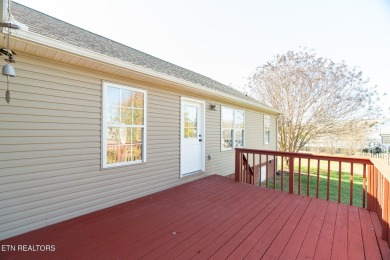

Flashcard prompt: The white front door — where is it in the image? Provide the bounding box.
[181,99,204,176]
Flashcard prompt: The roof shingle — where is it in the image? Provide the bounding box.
[12,2,259,103]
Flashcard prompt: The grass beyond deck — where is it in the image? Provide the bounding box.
[266,170,364,206]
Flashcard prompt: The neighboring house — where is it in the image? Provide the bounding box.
[0,1,279,239]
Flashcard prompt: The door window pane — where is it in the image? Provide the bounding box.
[184,105,197,139]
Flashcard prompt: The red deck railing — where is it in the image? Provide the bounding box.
[235,148,390,247]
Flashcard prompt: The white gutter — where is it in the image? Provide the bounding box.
[10,28,281,115]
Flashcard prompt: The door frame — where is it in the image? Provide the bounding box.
[180,97,206,177]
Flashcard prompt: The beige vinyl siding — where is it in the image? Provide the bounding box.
[204,105,277,176]
[246,111,278,150]
[205,103,235,175]
[0,53,278,239]
[0,54,201,239]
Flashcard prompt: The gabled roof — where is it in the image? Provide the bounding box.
[11,2,278,114]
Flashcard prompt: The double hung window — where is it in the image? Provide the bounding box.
[102,82,146,168]
[221,107,245,150]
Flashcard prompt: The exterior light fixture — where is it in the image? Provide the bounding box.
[210,104,216,111]
[2,63,15,77]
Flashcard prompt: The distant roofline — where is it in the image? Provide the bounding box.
[9,2,281,115]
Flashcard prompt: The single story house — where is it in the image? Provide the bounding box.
[0,1,279,240]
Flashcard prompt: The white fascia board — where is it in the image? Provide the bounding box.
[11,29,281,115]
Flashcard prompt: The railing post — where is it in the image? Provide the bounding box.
[367,165,373,211]
[235,149,240,182]
[289,156,294,193]
[383,179,389,244]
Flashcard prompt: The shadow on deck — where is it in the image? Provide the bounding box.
[1,175,389,259]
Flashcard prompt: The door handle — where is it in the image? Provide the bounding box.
[199,139,202,142]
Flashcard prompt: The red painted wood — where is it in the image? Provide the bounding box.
[235,148,372,164]
[339,161,342,203]
[350,163,354,205]
[271,155,274,189]
[316,159,320,198]
[261,196,311,259]
[327,160,331,200]
[359,208,382,259]
[281,156,284,191]
[298,158,301,195]
[370,211,390,259]
[307,159,311,197]
[313,201,338,259]
[178,188,285,259]
[159,188,275,259]
[253,153,256,185]
[296,199,328,259]
[347,206,365,260]
[195,192,291,259]
[235,149,240,182]
[259,153,262,187]
[363,164,367,208]
[140,183,265,259]
[289,156,294,194]
[244,196,304,258]
[223,194,296,260]
[279,199,319,260]
[1,175,388,260]
[331,203,348,259]
[383,179,389,243]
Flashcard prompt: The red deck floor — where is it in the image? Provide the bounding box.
[1,175,389,259]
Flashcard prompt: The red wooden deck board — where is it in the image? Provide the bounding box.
[348,206,365,260]
[1,175,388,260]
[6,176,216,245]
[245,196,306,259]
[313,201,338,259]
[261,196,312,259]
[65,177,230,258]
[176,188,285,259]
[359,208,382,259]
[224,194,296,259]
[74,177,249,259]
[198,191,291,260]
[296,198,329,259]
[2,175,221,257]
[156,187,275,259]
[279,198,319,260]
[331,203,349,259]
[370,211,390,259]
[142,184,274,259]
[136,183,263,259]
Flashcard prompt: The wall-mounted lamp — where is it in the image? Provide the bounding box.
[209,104,216,111]
[2,63,15,77]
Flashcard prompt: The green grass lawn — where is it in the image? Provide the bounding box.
[263,166,365,207]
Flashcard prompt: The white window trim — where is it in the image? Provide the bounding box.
[221,106,245,151]
[101,82,147,168]
[264,114,271,145]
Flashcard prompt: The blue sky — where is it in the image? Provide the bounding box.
[14,0,390,116]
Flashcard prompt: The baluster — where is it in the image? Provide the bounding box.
[362,164,366,208]
[281,156,284,191]
[327,160,330,201]
[307,159,310,197]
[316,160,320,198]
[338,161,342,203]
[289,156,294,194]
[298,158,301,195]
[350,163,354,206]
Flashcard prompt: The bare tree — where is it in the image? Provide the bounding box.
[249,49,381,152]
